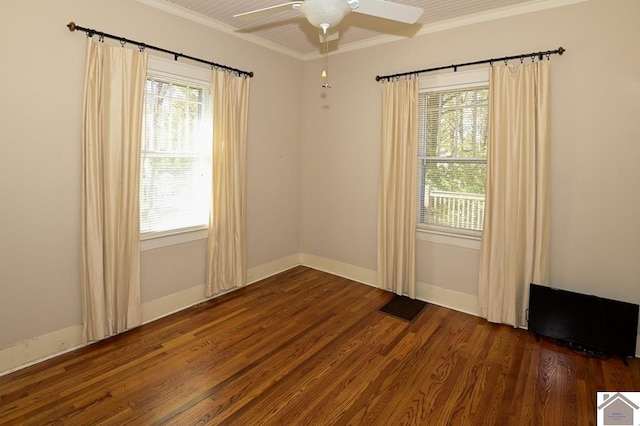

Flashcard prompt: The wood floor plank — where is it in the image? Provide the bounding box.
[132,272,387,425]
[1,266,639,425]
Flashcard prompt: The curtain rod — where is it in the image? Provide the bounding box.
[67,22,254,78]
[375,46,565,82]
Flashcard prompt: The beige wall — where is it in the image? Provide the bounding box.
[300,0,640,305]
[1,0,639,368]
[0,0,302,350]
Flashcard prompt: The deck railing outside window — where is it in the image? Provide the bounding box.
[424,189,485,231]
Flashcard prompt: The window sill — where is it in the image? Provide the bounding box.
[141,227,208,251]
[416,228,481,250]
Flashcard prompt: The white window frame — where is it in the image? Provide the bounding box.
[140,56,212,251]
[416,69,489,250]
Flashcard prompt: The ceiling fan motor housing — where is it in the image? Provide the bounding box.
[301,0,355,28]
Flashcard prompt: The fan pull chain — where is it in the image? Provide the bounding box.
[320,23,331,88]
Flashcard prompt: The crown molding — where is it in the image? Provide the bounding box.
[302,0,589,60]
[137,0,589,62]
[135,0,305,59]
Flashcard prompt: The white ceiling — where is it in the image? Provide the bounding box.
[138,0,581,58]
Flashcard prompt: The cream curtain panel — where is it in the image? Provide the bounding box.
[377,78,418,298]
[81,39,147,342]
[206,70,250,296]
[478,62,551,327]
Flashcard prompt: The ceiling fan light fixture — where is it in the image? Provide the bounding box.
[301,0,351,28]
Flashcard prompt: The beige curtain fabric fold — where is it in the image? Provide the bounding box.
[377,78,418,298]
[478,62,551,327]
[206,70,250,297]
[81,39,147,342]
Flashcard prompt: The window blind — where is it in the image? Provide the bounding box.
[417,86,488,232]
[140,75,212,235]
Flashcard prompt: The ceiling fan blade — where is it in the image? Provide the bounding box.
[318,27,340,42]
[233,2,303,20]
[353,0,424,24]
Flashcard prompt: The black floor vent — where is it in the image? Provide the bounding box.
[379,295,427,322]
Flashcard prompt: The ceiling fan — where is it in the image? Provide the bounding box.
[234,0,424,42]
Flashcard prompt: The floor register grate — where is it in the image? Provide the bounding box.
[379,295,427,322]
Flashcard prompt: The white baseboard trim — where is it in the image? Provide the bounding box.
[141,283,207,325]
[299,252,479,315]
[416,282,480,317]
[247,254,302,285]
[0,325,84,377]
[143,253,302,325]
[0,254,302,376]
[19,254,624,373]
[300,253,378,286]
[299,255,639,356]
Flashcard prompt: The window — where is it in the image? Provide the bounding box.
[417,70,488,237]
[140,57,212,237]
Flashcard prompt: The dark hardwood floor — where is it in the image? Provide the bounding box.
[1,266,638,425]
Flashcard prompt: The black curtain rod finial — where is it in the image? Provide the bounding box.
[67,21,76,32]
